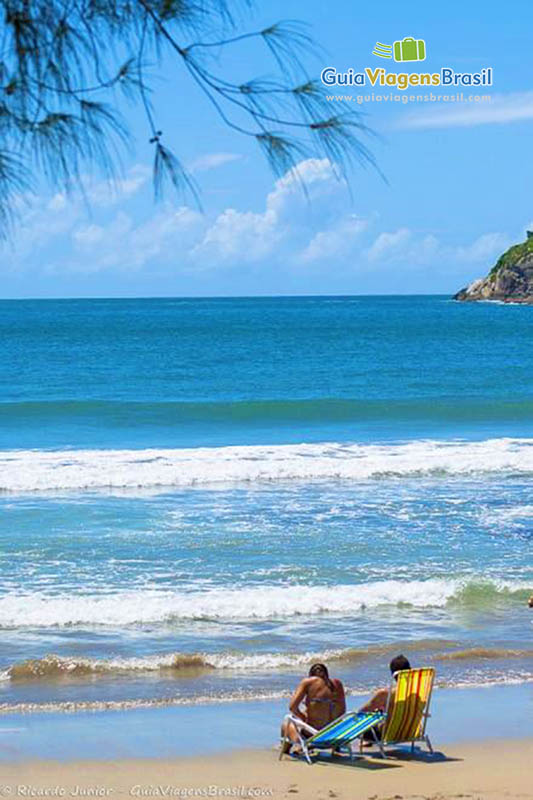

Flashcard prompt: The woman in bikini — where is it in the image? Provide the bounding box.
[281,663,346,753]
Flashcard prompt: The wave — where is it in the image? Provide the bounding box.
[0,579,529,628]
[2,397,533,426]
[0,437,532,493]
[2,640,456,682]
[434,647,533,662]
[5,653,214,681]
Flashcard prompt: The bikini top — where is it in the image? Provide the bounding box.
[307,679,341,708]
[308,696,336,708]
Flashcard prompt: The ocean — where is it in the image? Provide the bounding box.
[0,295,532,715]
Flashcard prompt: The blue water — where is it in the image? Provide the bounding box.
[1,296,532,448]
[0,296,532,713]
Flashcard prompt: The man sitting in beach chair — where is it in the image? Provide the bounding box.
[359,654,412,719]
[358,655,435,756]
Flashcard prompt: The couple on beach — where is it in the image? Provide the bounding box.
[281,654,411,753]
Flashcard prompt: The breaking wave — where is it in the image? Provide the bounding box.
[0,578,530,629]
[3,641,533,684]
[0,437,532,493]
[2,640,455,682]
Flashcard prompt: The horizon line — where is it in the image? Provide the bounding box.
[0,292,454,302]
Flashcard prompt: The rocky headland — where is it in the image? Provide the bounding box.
[454,232,533,304]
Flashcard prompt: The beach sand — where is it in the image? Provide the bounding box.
[1,740,532,800]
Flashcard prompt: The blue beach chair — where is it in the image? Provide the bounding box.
[279,710,385,764]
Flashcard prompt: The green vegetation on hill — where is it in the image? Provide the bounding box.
[489,236,533,280]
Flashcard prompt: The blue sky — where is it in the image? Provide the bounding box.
[3,0,533,298]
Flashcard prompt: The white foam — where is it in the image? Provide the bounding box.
[0,438,532,493]
[440,672,533,690]
[481,505,533,524]
[0,577,529,628]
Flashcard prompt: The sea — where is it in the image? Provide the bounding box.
[0,295,532,715]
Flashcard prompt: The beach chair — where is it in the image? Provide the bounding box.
[364,667,435,758]
[279,710,385,764]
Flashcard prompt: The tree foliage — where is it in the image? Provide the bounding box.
[0,0,376,235]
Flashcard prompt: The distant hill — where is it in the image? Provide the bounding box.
[454,233,533,304]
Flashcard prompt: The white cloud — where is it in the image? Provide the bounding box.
[365,227,510,269]
[192,158,346,265]
[2,193,80,264]
[87,165,151,207]
[192,207,278,263]
[189,153,243,173]
[397,91,533,130]
[299,215,368,263]
[0,156,520,292]
[47,193,67,211]
[69,206,203,273]
[72,223,106,248]
[367,228,412,261]
[4,165,150,259]
[454,232,511,263]
[5,157,355,275]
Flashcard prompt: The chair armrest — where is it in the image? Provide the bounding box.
[282,713,318,737]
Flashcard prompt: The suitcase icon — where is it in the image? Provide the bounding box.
[393,37,426,62]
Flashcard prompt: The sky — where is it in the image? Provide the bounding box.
[3,0,533,298]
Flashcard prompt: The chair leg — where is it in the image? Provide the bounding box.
[371,726,387,759]
[279,737,287,760]
[425,735,434,754]
[302,743,313,765]
[295,729,314,765]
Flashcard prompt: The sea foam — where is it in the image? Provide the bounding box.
[0,437,532,493]
[0,577,529,628]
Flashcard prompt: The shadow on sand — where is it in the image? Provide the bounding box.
[288,748,460,771]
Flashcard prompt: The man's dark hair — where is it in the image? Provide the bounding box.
[389,654,411,674]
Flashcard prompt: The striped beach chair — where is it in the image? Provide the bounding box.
[280,710,385,764]
[367,667,435,757]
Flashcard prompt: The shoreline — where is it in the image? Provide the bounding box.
[0,684,531,765]
[2,675,533,716]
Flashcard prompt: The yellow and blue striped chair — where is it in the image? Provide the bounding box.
[280,710,385,764]
[367,667,435,758]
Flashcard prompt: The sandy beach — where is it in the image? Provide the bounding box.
[1,739,531,800]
